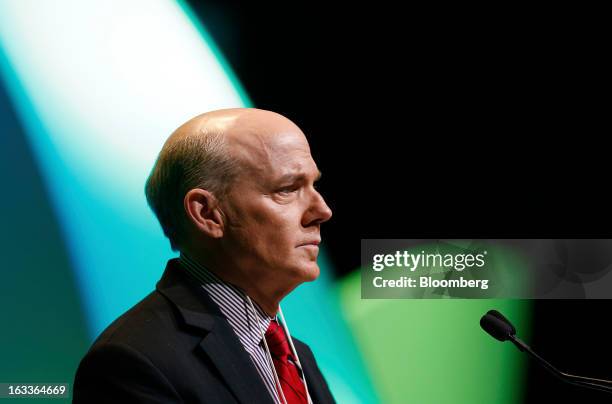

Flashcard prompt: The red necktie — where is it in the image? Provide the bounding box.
[265,320,308,404]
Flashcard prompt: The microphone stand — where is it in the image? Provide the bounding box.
[509,334,612,394]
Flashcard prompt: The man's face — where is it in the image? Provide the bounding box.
[219,127,332,289]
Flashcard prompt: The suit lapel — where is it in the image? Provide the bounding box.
[157,260,275,404]
[198,317,275,404]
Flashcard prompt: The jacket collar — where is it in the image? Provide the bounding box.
[156,259,275,404]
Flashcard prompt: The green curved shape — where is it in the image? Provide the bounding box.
[340,270,531,404]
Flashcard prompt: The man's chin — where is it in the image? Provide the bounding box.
[295,263,320,283]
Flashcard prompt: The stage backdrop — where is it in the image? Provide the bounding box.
[0,1,528,403]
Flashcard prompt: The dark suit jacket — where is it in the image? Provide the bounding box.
[73,259,336,403]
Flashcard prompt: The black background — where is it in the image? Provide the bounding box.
[188,2,611,402]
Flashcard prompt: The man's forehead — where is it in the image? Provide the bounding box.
[230,134,319,187]
[228,128,311,165]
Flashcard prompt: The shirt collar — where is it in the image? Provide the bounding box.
[178,253,274,353]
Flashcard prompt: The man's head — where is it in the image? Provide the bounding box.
[146,108,332,307]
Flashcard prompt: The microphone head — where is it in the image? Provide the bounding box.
[480,310,517,342]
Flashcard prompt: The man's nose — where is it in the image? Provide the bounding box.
[303,189,332,226]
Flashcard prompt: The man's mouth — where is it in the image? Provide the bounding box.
[297,239,320,247]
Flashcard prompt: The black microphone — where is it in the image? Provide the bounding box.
[480,309,612,394]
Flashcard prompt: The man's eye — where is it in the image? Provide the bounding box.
[277,187,298,195]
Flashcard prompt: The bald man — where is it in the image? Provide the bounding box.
[73,109,335,403]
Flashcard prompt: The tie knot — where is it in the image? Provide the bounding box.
[265,320,292,361]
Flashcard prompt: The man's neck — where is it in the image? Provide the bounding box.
[179,250,282,317]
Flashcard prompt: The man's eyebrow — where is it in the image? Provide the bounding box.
[276,170,322,184]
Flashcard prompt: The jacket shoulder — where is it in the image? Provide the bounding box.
[73,341,183,403]
[90,291,178,350]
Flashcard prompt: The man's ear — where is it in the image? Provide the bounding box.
[184,188,224,238]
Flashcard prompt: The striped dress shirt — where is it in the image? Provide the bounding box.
[179,253,281,404]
